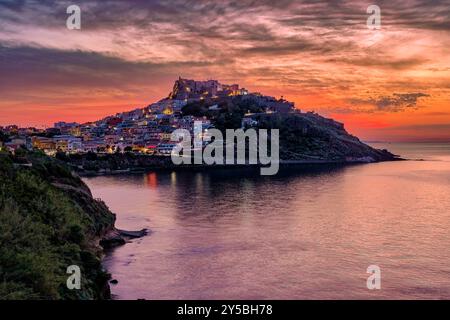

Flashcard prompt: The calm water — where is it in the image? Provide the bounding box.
[84,143,450,299]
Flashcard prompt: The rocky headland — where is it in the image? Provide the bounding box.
[0,149,144,299]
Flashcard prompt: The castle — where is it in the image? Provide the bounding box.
[168,77,249,100]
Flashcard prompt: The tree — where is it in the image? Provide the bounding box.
[86,151,97,161]
[55,151,69,162]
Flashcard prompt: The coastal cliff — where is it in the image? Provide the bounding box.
[0,149,125,299]
[181,94,397,163]
[59,103,397,176]
[256,111,395,162]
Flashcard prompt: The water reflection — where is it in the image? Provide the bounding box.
[84,144,450,299]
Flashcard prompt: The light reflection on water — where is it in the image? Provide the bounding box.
[84,143,450,299]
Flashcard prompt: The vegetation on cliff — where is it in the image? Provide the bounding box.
[255,112,394,161]
[0,149,115,299]
[181,95,263,131]
[181,96,395,162]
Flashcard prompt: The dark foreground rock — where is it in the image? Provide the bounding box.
[100,228,149,249]
[118,228,149,239]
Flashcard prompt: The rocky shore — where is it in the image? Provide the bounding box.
[0,149,146,299]
[59,152,401,177]
[100,228,149,249]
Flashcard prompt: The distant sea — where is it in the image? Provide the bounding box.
[84,142,450,299]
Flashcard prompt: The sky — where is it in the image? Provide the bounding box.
[0,0,449,141]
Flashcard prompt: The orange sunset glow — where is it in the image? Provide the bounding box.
[1,0,449,141]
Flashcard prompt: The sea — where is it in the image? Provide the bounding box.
[83,142,450,299]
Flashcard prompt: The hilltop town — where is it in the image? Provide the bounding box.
[0,78,295,156]
[0,77,396,171]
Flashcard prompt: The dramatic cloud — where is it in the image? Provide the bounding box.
[0,0,449,140]
[348,93,431,112]
[372,93,430,111]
